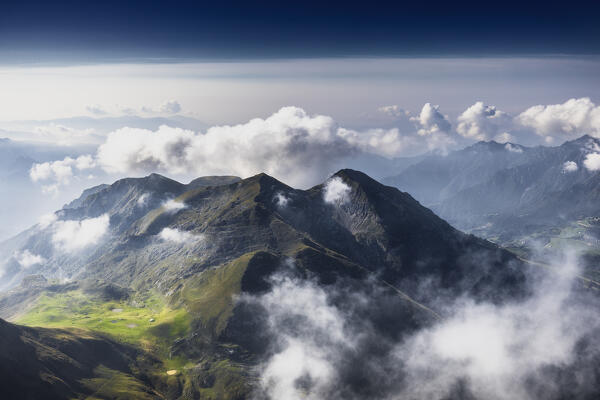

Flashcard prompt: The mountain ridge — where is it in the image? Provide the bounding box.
[0,168,530,399]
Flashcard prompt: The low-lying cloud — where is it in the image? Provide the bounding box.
[563,160,579,172]
[273,192,291,208]
[583,152,600,171]
[162,198,187,213]
[323,177,351,204]
[13,250,46,268]
[158,227,202,244]
[51,214,110,252]
[245,251,600,400]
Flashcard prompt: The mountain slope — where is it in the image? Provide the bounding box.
[0,169,529,399]
[0,318,162,400]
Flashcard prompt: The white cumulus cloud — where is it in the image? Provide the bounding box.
[51,214,110,252]
[409,103,455,154]
[412,103,452,136]
[457,102,513,141]
[97,107,359,187]
[516,97,600,141]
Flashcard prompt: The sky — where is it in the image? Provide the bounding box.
[1,0,600,239]
[2,1,600,61]
[1,58,600,127]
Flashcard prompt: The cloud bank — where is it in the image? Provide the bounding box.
[30,98,600,193]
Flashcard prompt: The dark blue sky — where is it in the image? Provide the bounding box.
[2,0,600,62]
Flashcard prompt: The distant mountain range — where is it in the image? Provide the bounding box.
[0,169,529,398]
[384,135,600,253]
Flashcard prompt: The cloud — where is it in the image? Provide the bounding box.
[141,99,182,115]
[516,97,600,141]
[32,101,600,192]
[30,155,97,196]
[495,132,515,143]
[504,143,523,153]
[51,214,110,252]
[85,104,108,115]
[377,105,409,118]
[97,107,360,187]
[13,250,46,268]
[162,198,187,212]
[562,161,579,172]
[247,252,600,400]
[31,123,98,146]
[89,106,463,187]
[158,100,182,114]
[38,213,58,229]
[409,103,455,154]
[457,102,513,141]
[412,103,451,136]
[30,155,96,184]
[337,127,418,158]
[323,177,351,204]
[96,125,195,175]
[158,227,201,244]
[137,193,150,206]
[247,274,350,400]
[583,152,600,171]
[396,253,599,400]
[273,192,291,208]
